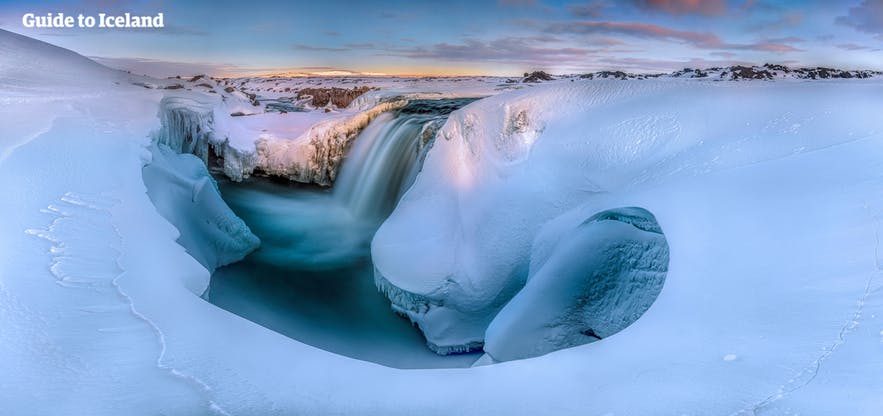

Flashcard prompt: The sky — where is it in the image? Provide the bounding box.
[0,0,881,77]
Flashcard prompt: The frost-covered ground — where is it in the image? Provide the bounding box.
[3,28,883,415]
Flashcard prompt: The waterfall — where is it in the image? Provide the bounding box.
[333,105,451,221]
[209,98,482,368]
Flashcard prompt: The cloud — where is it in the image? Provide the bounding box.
[746,11,803,34]
[836,43,880,51]
[261,66,388,76]
[836,0,883,36]
[730,42,801,52]
[90,56,241,77]
[591,37,628,46]
[499,0,537,5]
[594,56,753,72]
[291,44,349,52]
[568,1,608,18]
[343,42,375,48]
[291,42,377,52]
[627,0,728,17]
[251,22,287,32]
[545,20,721,45]
[544,20,801,52]
[380,36,600,67]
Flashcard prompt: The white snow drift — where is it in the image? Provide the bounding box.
[482,207,669,362]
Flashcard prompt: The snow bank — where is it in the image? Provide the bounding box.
[483,207,669,362]
[371,80,674,352]
[372,78,883,358]
[142,143,259,272]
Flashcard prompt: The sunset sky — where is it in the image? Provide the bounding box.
[1,0,881,77]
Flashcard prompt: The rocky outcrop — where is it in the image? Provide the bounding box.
[576,64,882,81]
[297,86,375,108]
[522,71,554,83]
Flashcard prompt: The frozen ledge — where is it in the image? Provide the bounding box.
[373,267,485,355]
[154,94,410,186]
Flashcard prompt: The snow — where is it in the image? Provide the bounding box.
[141,144,260,272]
[371,78,883,356]
[482,207,669,362]
[3,28,883,415]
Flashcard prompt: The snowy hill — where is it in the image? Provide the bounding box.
[0,29,116,88]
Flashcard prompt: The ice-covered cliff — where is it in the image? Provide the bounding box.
[151,75,498,187]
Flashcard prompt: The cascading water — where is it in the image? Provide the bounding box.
[332,113,436,220]
[334,98,476,221]
[208,98,481,369]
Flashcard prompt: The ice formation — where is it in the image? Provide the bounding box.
[483,207,669,362]
[153,92,409,185]
[141,143,259,272]
[152,78,499,187]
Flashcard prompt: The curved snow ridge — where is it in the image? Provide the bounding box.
[373,268,483,355]
[25,191,229,415]
[483,206,669,362]
[582,206,664,234]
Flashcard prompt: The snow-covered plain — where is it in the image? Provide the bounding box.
[3,28,883,415]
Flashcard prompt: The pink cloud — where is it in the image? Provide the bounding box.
[544,20,801,53]
[545,21,721,46]
[629,0,728,17]
[837,0,883,35]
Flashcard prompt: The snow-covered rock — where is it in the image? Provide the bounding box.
[483,207,669,362]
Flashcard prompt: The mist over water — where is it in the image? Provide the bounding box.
[209,99,481,368]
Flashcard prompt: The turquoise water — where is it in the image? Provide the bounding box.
[209,177,480,369]
[208,100,481,368]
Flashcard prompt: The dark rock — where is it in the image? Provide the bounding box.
[522,71,554,83]
[296,86,374,108]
